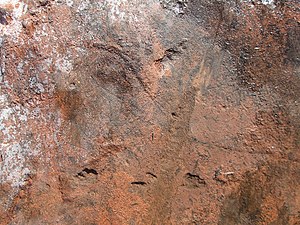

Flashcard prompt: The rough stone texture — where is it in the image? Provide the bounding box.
[0,0,299,224]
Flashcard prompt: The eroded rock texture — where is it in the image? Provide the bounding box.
[0,0,299,224]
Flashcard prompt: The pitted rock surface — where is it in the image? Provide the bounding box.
[0,0,299,224]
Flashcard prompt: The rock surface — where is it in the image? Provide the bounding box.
[0,0,299,224]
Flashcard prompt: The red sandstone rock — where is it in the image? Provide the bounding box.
[0,0,299,224]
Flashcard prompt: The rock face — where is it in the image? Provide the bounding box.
[0,0,299,224]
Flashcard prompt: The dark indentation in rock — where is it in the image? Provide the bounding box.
[83,43,144,98]
[155,41,187,62]
[77,168,98,177]
[159,0,188,15]
[165,48,182,60]
[39,0,50,7]
[185,173,206,187]
[171,112,178,117]
[131,181,147,185]
[146,172,157,178]
[214,169,235,184]
[214,169,225,184]
[79,42,159,103]
[0,8,8,25]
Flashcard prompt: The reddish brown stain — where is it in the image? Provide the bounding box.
[55,88,83,122]
[0,0,299,224]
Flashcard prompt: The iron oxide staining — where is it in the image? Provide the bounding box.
[55,88,83,122]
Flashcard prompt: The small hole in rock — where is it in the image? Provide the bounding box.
[171,112,177,117]
[69,83,76,90]
[131,181,147,185]
[146,172,157,178]
[77,168,98,177]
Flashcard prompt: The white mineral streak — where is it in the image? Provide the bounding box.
[261,0,274,6]
[101,0,145,24]
[55,56,73,74]
[241,0,276,8]
[77,0,90,11]
[0,0,28,40]
[0,93,33,187]
[159,0,188,15]
[0,1,35,186]
[105,0,127,22]
[260,0,276,8]
[66,0,74,7]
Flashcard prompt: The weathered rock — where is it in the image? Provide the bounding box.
[0,0,299,224]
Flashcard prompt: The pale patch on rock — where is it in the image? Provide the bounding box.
[100,0,151,24]
[159,0,188,15]
[0,0,28,41]
[0,143,31,187]
[66,0,74,7]
[0,93,35,187]
[261,0,274,5]
[261,0,275,8]
[105,0,127,22]
[77,0,90,11]
[240,0,276,8]
[55,57,73,74]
